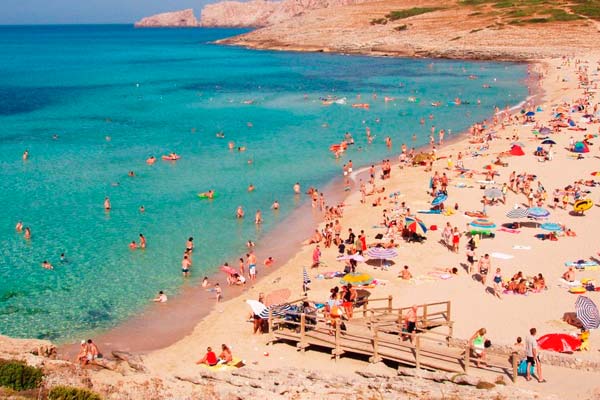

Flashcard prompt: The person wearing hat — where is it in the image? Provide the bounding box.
[76,340,88,366]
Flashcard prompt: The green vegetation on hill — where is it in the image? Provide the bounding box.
[460,0,600,22]
[386,7,443,20]
[0,360,43,392]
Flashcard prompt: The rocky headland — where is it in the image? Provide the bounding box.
[134,9,199,28]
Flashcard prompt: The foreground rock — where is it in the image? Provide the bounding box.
[200,0,375,28]
[134,9,199,28]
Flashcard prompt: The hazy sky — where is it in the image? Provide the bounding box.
[1,0,212,24]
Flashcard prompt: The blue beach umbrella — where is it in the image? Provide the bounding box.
[526,111,535,117]
[527,207,550,219]
[431,193,447,206]
[540,222,563,232]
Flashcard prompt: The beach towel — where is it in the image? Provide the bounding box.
[512,245,531,250]
[517,359,535,376]
[558,279,582,287]
[199,358,245,371]
[427,271,453,280]
[499,227,521,234]
[418,209,442,214]
[491,252,514,260]
[564,261,598,268]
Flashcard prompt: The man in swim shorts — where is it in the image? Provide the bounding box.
[247,252,257,281]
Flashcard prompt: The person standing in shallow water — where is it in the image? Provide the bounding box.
[104,197,111,211]
[139,233,146,249]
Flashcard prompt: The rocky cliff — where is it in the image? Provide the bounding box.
[200,0,374,27]
[134,9,199,28]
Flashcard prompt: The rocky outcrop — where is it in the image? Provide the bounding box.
[134,9,199,28]
[200,0,374,28]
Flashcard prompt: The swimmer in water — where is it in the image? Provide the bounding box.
[264,257,274,267]
[271,200,279,210]
[41,260,53,270]
[247,240,255,248]
[22,150,29,160]
[238,146,246,152]
[146,156,156,165]
[24,227,31,240]
[236,206,245,219]
[216,131,225,138]
[248,184,255,192]
[293,182,301,194]
[412,133,417,141]
[128,171,135,177]
[255,210,262,224]
[228,141,235,150]
[139,234,146,249]
[139,205,145,212]
[15,221,23,232]
[60,253,67,263]
[202,276,209,287]
[129,241,137,250]
[104,197,111,211]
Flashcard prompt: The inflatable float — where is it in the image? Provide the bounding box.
[162,155,180,161]
[569,287,586,294]
[574,198,593,213]
[198,192,217,199]
[352,103,370,109]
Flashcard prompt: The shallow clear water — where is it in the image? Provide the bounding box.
[0,25,528,341]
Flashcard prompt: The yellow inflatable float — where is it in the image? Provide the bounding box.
[573,198,593,213]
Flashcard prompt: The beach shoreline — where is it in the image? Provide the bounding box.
[57,58,537,360]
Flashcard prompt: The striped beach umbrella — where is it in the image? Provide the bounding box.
[540,222,563,232]
[469,219,496,230]
[527,207,550,219]
[575,296,600,330]
[506,207,529,219]
[258,304,292,320]
[302,267,311,293]
[407,219,427,236]
[366,247,398,260]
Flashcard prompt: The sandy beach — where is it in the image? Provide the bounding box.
[95,54,600,399]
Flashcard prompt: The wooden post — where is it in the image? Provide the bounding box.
[299,313,306,353]
[334,321,341,361]
[447,321,454,346]
[415,335,421,369]
[422,304,428,326]
[511,351,518,383]
[387,295,393,313]
[371,325,380,363]
[464,344,470,373]
[363,299,369,318]
[446,301,452,324]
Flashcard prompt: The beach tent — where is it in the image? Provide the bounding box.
[537,334,581,353]
[572,141,589,153]
[509,145,525,156]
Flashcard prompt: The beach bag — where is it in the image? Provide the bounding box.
[517,359,535,376]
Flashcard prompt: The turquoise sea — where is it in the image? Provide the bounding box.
[0,25,528,342]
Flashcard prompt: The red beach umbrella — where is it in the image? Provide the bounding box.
[537,333,581,353]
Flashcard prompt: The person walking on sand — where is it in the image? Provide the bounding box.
[311,245,321,268]
[215,283,222,303]
[492,268,503,299]
[469,328,488,367]
[478,253,491,285]
[525,327,546,383]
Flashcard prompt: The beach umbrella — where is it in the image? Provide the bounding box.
[340,272,374,286]
[541,139,556,145]
[506,207,529,219]
[265,288,291,307]
[469,219,496,230]
[537,334,581,353]
[525,111,535,117]
[336,254,366,263]
[302,267,311,293]
[527,207,550,219]
[257,303,293,319]
[220,265,237,275]
[539,127,552,134]
[573,141,589,153]
[509,145,525,156]
[407,219,428,236]
[540,222,563,232]
[366,247,398,260]
[484,187,503,200]
[246,299,267,316]
[431,193,447,206]
[575,296,600,330]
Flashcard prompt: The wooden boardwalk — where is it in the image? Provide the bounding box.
[268,298,519,382]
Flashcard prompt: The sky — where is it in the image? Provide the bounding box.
[0,0,213,25]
